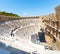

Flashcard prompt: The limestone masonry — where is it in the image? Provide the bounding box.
[0,5,60,54]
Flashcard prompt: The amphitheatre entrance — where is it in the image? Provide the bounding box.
[38,32,46,42]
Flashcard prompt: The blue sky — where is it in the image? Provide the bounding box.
[0,0,60,16]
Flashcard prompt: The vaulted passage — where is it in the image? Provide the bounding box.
[38,32,46,42]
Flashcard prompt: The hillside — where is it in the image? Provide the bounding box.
[0,11,19,17]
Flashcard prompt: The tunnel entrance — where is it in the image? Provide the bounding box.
[38,32,46,42]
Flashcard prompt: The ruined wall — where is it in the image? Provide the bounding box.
[0,15,20,21]
[55,5,60,29]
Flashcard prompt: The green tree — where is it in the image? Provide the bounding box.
[0,11,19,17]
